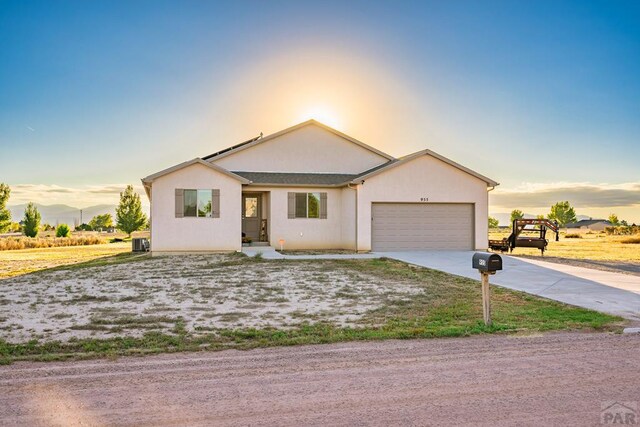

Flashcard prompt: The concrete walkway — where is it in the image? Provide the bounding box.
[241,246,379,260]
[380,251,640,321]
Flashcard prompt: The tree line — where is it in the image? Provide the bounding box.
[0,184,147,237]
[488,200,631,228]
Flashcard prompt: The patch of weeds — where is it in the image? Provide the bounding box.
[118,295,145,303]
[86,315,178,331]
[51,313,73,320]
[67,294,111,304]
[254,296,289,303]
[108,315,177,325]
[288,310,321,321]
[189,306,213,312]
[216,312,249,322]
[335,286,359,300]
[70,324,112,331]
[92,307,128,316]
[172,319,187,336]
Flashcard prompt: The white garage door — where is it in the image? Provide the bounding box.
[372,203,474,251]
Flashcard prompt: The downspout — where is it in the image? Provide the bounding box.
[486,185,496,250]
[143,180,152,253]
[487,185,496,210]
[347,182,358,252]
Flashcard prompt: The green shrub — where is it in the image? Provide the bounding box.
[55,224,71,238]
[23,202,41,238]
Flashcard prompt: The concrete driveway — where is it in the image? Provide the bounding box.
[380,251,640,321]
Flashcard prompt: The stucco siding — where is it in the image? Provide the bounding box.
[150,163,243,252]
[356,155,489,251]
[250,186,348,249]
[211,125,388,174]
[340,187,357,250]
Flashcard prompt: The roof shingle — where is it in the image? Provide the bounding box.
[232,172,358,186]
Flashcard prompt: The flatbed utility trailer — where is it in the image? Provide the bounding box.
[489,218,560,255]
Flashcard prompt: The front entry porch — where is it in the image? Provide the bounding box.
[242,192,270,245]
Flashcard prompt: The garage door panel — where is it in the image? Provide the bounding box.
[372,203,473,251]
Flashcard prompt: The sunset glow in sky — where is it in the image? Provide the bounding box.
[1,1,639,222]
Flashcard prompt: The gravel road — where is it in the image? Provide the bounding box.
[1,332,639,426]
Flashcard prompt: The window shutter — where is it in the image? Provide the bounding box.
[212,189,220,218]
[320,192,328,219]
[175,189,184,218]
[287,192,295,219]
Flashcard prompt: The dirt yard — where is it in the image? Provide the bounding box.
[0,252,620,362]
[1,332,638,426]
[0,254,423,343]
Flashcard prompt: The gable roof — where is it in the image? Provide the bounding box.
[350,149,499,187]
[141,158,251,185]
[203,119,395,162]
[233,171,358,187]
[201,135,262,161]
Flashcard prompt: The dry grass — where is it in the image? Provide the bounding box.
[488,230,640,262]
[0,242,131,279]
[0,235,105,251]
[621,237,640,244]
[0,254,620,363]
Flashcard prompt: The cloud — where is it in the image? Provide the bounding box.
[87,185,130,194]
[6,183,148,208]
[12,184,74,194]
[490,182,640,208]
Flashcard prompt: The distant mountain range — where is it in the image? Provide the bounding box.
[8,204,118,227]
[490,212,592,226]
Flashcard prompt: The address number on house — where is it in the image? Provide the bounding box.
[420,197,429,202]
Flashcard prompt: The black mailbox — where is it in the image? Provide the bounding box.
[472,252,502,272]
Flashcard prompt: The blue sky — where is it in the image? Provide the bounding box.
[1,1,639,221]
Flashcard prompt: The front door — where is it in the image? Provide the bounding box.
[242,193,261,241]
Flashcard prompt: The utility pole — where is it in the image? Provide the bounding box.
[80,209,83,225]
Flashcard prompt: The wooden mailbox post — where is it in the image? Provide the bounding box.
[472,253,503,326]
